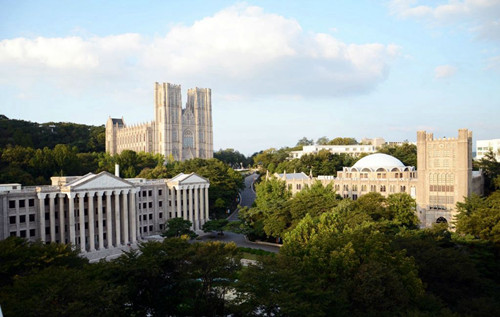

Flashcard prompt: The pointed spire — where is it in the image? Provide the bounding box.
[283,170,287,180]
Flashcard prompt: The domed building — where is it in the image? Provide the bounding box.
[322,153,418,200]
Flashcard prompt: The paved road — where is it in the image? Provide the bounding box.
[227,172,258,222]
[197,231,279,253]
[200,172,280,252]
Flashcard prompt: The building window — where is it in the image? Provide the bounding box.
[20,230,26,238]
[149,225,153,232]
[380,185,386,192]
[148,202,152,208]
[29,214,35,222]
[20,215,26,223]
[142,190,146,197]
[10,232,16,237]
[9,200,16,208]
[148,190,152,197]
[296,184,301,190]
[9,216,16,224]
[159,212,163,219]
[19,200,25,208]
[143,202,147,208]
[400,186,406,192]
[29,199,35,207]
[159,201,163,207]
[158,189,162,196]
[149,214,153,220]
[143,215,147,221]
[30,229,36,237]
[183,129,194,148]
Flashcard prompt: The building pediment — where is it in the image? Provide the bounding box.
[170,173,209,186]
[65,172,134,191]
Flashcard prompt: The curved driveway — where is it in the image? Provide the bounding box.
[199,172,280,253]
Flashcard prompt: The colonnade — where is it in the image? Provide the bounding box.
[171,184,209,231]
[36,189,138,252]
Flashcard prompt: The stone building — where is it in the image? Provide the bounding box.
[273,171,314,196]
[476,138,500,161]
[106,82,213,161]
[276,129,483,226]
[328,153,418,201]
[0,170,210,258]
[415,129,483,226]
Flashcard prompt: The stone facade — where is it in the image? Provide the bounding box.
[275,129,483,227]
[0,171,210,257]
[106,82,213,161]
[328,153,418,201]
[476,138,500,161]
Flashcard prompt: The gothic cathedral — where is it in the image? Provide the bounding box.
[106,82,213,161]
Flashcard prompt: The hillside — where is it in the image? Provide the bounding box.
[0,115,105,152]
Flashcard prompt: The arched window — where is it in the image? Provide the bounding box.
[183,130,194,148]
[436,217,447,224]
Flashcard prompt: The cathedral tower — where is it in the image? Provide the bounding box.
[106,82,213,161]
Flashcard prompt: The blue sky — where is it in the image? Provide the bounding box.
[1,0,499,155]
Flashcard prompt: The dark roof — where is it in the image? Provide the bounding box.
[111,118,124,127]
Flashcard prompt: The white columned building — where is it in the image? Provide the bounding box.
[167,173,210,231]
[1,171,211,259]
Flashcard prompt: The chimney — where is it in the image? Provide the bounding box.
[115,164,120,178]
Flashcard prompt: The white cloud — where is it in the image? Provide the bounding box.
[0,4,399,97]
[434,64,457,78]
[389,0,500,42]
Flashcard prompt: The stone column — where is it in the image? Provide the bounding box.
[114,190,121,246]
[88,192,96,251]
[176,187,182,218]
[105,191,113,247]
[68,192,76,246]
[170,187,175,219]
[182,187,188,221]
[96,191,104,250]
[194,186,199,231]
[129,189,137,244]
[200,187,205,226]
[37,193,47,242]
[78,193,86,252]
[58,194,65,243]
[2,197,7,240]
[204,186,209,223]
[188,186,194,227]
[122,189,129,245]
[49,193,57,242]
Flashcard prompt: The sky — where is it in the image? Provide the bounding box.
[1,0,499,155]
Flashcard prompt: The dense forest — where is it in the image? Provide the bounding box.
[1,188,499,316]
[0,115,105,152]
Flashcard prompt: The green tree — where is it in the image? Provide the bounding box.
[214,148,251,167]
[378,143,417,167]
[296,137,314,146]
[316,136,330,145]
[237,213,425,316]
[387,193,420,228]
[475,150,500,194]
[328,137,358,145]
[203,219,229,235]
[456,192,500,244]
[163,217,196,238]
